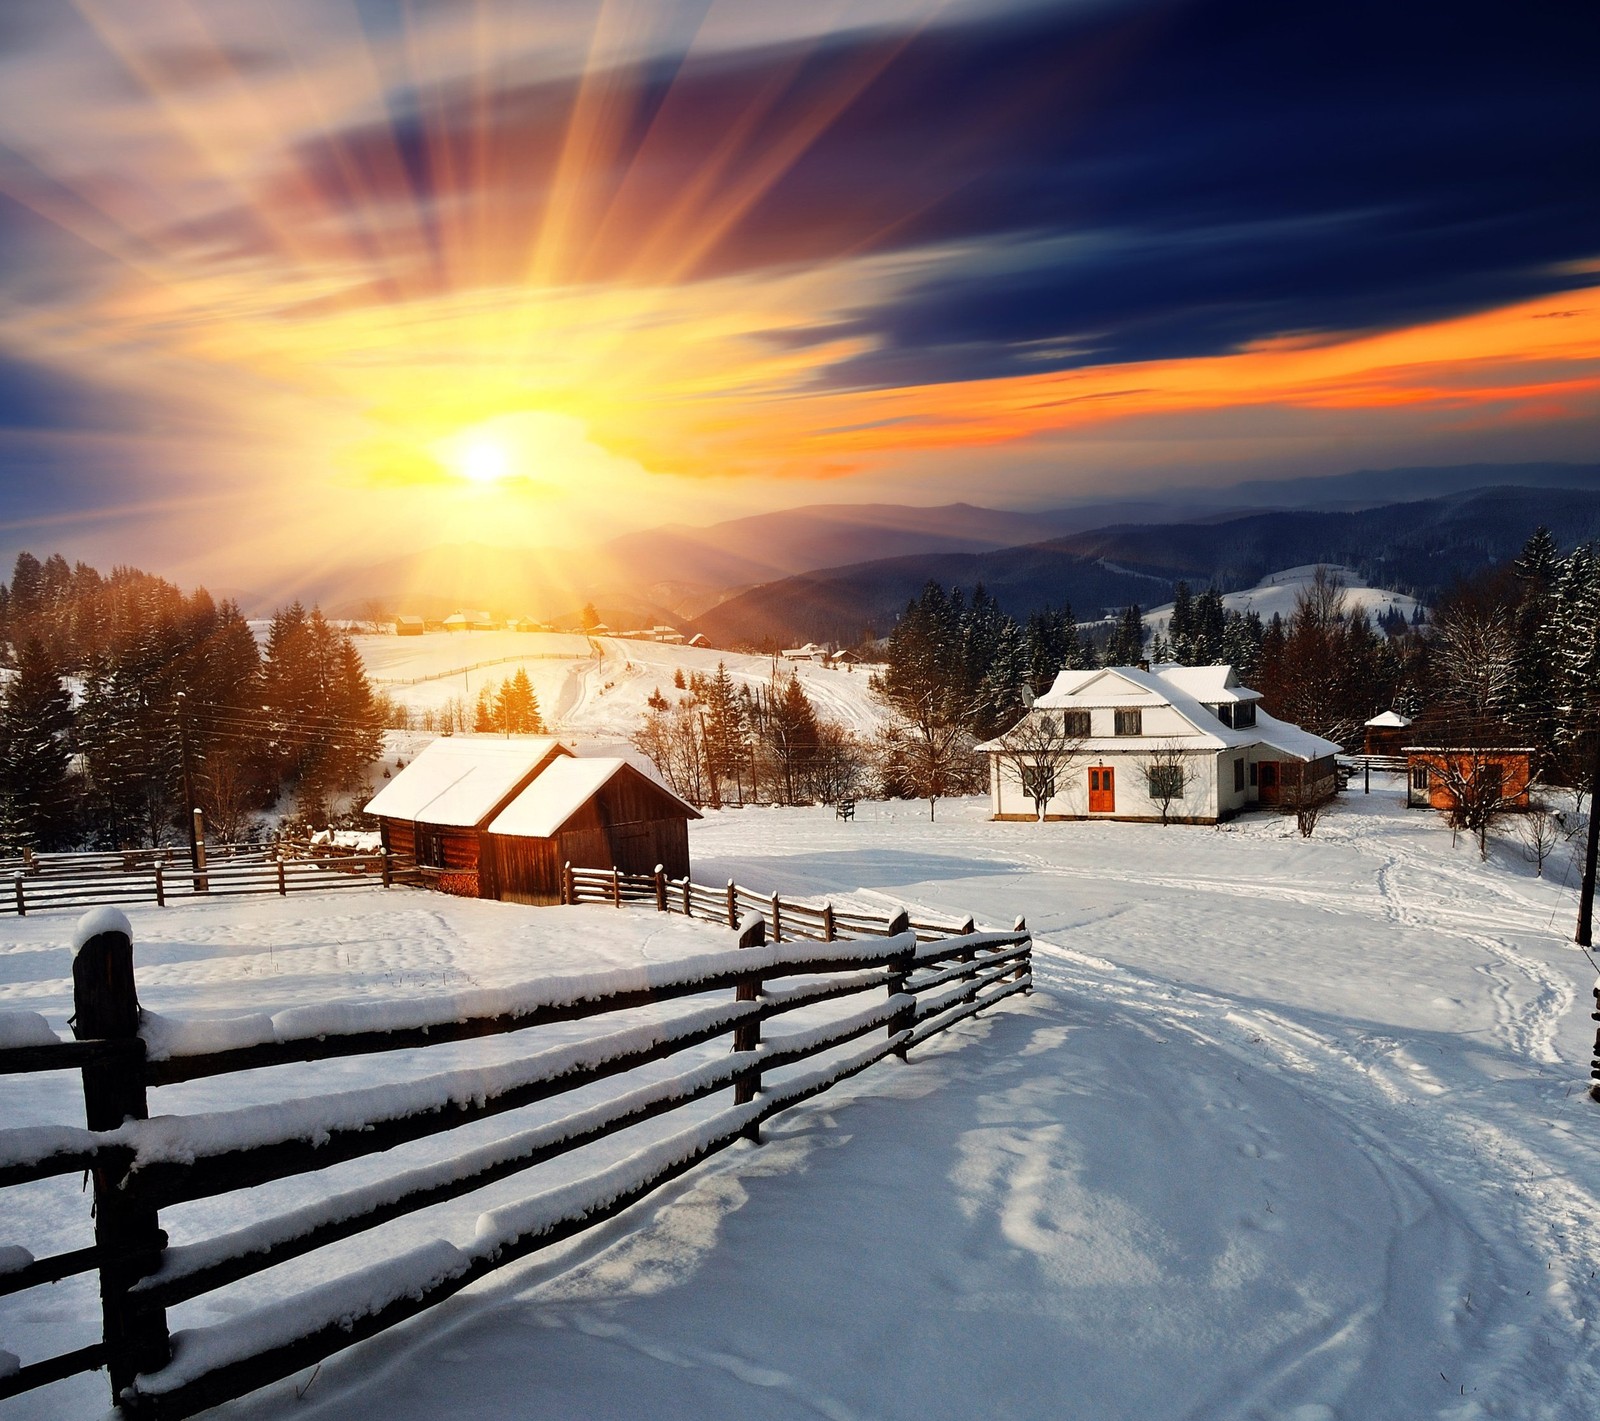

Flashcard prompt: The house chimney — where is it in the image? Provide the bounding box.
[1137,659,1151,672]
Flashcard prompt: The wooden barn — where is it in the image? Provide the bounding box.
[364,736,571,895]
[483,757,702,905]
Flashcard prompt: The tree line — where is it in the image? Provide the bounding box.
[0,552,385,851]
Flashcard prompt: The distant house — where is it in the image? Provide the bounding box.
[782,642,828,662]
[687,633,711,648]
[365,736,571,891]
[979,664,1341,824]
[483,758,702,904]
[1362,709,1412,757]
[587,622,612,636]
[506,616,541,632]
[394,615,425,637]
[618,627,656,641]
[1400,712,1534,812]
[443,609,496,632]
[831,649,861,667]
[652,625,685,644]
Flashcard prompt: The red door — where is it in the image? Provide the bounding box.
[1258,760,1279,805]
[1088,765,1115,813]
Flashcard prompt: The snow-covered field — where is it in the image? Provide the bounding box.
[1145,564,1425,635]
[355,631,887,736]
[3,783,1598,1419]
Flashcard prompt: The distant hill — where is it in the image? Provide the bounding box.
[690,486,1600,648]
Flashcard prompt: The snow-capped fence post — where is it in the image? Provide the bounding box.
[822,902,835,942]
[886,908,914,1060]
[276,860,287,896]
[734,912,765,1142]
[770,891,782,943]
[1012,917,1030,989]
[192,809,209,895]
[154,863,165,907]
[726,880,737,929]
[681,876,691,917]
[563,861,574,906]
[71,911,171,1402]
[654,865,667,913]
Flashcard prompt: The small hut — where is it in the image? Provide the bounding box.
[484,758,701,904]
[1363,709,1412,757]
[394,614,425,636]
[364,737,571,894]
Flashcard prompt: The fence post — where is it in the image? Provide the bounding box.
[563,861,574,906]
[13,873,23,917]
[654,865,667,913]
[726,880,737,929]
[886,908,914,1060]
[682,877,692,918]
[822,902,835,942]
[72,911,170,1403]
[192,808,209,895]
[276,859,287,896]
[770,891,782,944]
[381,851,392,889]
[154,863,165,908]
[1013,916,1030,989]
[612,867,622,908]
[958,915,976,980]
[734,913,765,1142]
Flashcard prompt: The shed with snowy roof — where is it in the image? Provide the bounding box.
[978,663,1342,824]
[483,758,702,905]
[364,736,571,894]
[1362,708,1413,757]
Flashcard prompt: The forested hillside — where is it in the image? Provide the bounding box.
[0,553,383,850]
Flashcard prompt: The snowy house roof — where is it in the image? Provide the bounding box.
[485,757,701,839]
[364,736,569,827]
[1365,710,1412,728]
[1002,665,1341,761]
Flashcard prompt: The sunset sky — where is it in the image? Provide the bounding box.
[0,0,1596,598]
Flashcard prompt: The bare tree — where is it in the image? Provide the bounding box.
[990,709,1089,821]
[1428,750,1522,859]
[1432,603,1518,719]
[1279,767,1335,838]
[1518,799,1561,876]
[1144,742,1189,825]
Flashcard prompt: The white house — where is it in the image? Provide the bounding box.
[979,663,1341,824]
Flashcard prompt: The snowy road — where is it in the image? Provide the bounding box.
[4,782,1597,1419]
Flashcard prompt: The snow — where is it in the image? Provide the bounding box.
[361,735,566,826]
[1145,564,1425,635]
[70,904,132,957]
[0,1010,59,1048]
[3,787,1599,1419]
[353,630,888,739]
[485,756,699,839]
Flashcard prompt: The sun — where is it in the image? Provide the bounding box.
[454,437,512,485]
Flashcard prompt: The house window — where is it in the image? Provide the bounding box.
[1233,758,1245,793]
[416,824,446,868]
[1061,709,1091,737]
[1234,701,1256,728]
[1147,763,1185,799]
[1473,763,1504,799]
[1114,708,1142,736]
[1410,764,1431,792]
[1249,763,1258,787]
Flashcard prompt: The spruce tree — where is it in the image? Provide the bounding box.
[0,639,75,848]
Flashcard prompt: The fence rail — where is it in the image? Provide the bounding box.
[562,863,983,944]
[0,899,1030,1418]
[1,850,411,917]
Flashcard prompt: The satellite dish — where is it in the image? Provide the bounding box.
[1020,687,1037,709]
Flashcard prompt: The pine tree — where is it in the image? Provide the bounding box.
[0,639,76,848]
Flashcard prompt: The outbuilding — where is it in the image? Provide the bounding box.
[483,758,702,904]
[364,736,571,894]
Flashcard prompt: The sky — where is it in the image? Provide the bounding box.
[0,0,1597,598]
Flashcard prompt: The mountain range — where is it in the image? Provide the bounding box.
[277,462,1600,644]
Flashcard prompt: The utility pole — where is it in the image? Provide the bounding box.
[175,692,199,874]
[1576,725,1600,949]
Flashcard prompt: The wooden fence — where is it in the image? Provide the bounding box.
[0,902,1031,1417]
[562,863,988,945]
[1,849,411,917]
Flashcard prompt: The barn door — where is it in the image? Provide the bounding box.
[1088,766,1115,813]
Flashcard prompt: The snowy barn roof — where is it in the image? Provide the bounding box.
[364,736,569,827]
[485,757,700,839]
[1365,710,1412,728]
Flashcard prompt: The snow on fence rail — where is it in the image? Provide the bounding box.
[0,850,412,917]
[0,903,1031,1418]
[562,862,982,944]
